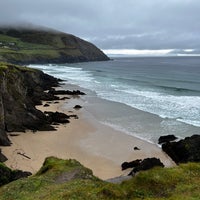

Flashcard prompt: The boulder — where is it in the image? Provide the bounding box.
[45,111,70,124]
[158,135,177,144]
[73,105,82,109]
[121,159,142,170]
[128,158,164,175]
[11,170,32,181]
[0,163,32,186]
[162,134,200,164]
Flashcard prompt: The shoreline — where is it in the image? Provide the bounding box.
[1,84,175,180]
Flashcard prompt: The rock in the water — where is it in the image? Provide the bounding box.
[73,105,82,109]
[128,158,164,175]
[121,159,142,170]
[158,135,177,144]
[162,134,200,164]
[43,104,50,107]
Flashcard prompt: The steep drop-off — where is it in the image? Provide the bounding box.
[0,26,109,64]
[0,62,59,146]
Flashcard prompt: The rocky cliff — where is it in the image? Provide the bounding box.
[0,26,109,64]
[0,62,60,146]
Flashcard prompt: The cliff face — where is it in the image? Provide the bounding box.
[0,27,109,64]
[0,63,59,146]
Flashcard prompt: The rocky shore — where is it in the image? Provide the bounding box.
[0,62,200,199]
[0,62,88,184]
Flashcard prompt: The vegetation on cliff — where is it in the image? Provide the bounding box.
[0,26,109,64]
[0,157,199,200]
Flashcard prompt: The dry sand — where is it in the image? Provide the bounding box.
[2,94,175,180]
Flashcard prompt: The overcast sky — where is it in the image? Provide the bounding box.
[1,0,200,52]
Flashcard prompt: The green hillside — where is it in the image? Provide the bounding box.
[0,26,109,64]
[0,157,200,200]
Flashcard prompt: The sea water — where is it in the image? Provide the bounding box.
[29,57,200,143]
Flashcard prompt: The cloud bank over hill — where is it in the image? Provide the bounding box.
[1,0,200,54]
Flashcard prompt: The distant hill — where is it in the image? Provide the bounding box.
[0,26,109,64]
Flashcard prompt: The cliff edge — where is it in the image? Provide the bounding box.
[0,62,60,146]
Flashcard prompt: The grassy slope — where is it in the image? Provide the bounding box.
[0,157,199,200]
[0,27,108,64]
[0,34,57,63]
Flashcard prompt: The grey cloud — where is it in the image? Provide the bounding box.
[0,0,200,50]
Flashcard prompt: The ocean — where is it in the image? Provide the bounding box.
[29,56,200,143]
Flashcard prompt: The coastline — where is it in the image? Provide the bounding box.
[1,84,175,180]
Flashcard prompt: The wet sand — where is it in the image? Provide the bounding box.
[2,92,175,180]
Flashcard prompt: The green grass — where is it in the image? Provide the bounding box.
[0,157,200,200]
[0,31,80,63]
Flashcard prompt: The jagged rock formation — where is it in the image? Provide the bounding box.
[158,134,177,144]
[0,62,60,146]
[0,162,31,186]
[162,134,200,164]
[0,26,109,64]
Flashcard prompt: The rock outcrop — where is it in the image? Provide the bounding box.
[162,134,200,164]
[0,62,60,146]
[0,149,7,162]
[0,162,32,186]
[122,157,164,176]
[158,134,177,144]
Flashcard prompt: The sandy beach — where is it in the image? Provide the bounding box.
[1,90,175,180]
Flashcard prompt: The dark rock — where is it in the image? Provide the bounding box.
[43,104,50,107]
[162,134,200,164]
[0,64,59,145]
[158,135,177,144]
[0,149,7,162]
[134,146,140,150]
[45,111,70,124]
[48,89,86,96]
[11,170,32,181]
[0,129,11,146]
[0,163,31,186]
[121,159,142,170]
[54,101,59,104]
[73,105,82,109]
[127,158,164,176]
